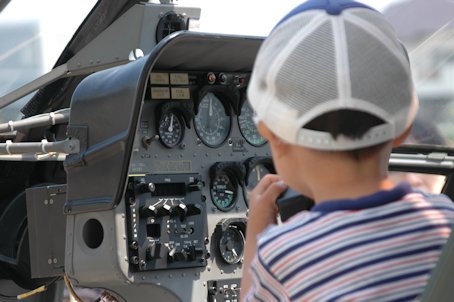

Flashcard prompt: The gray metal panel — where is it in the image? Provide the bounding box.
[153,32,263,72]
[64,203,131,287]
[66,3,201,76]
[25,185,66,278]
[66,5,144,74]
[64,55,150,214]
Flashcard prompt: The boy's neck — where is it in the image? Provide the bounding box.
[291,144,395,204]
[310,169,395,203]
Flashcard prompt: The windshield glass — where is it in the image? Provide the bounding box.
[0,0,453,148]
[0,0,96,123]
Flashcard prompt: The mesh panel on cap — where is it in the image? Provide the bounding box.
[275,21,338,114]
[251,12,318,100]
[346,21,412,116]
[349,9,403,51]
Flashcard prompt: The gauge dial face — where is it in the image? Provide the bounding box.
[246,164,272,201]
[194,92,231,147]
[238,101,267,146]
[211,174,237,211]
[158,111,184,148]
[219,226,245,264]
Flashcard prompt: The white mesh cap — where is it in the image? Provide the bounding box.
[248,0,418,150]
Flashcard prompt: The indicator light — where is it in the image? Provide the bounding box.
[207,72,216,84]
[233,76,245,86]
[219,73,227,84]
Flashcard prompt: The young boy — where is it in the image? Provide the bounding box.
[240,0,454,301]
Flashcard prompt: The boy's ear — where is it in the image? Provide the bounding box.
[257,122,289,155]
[392,124,413,147]
[257,122,276,142]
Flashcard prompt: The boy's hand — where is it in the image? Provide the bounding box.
[248,174,287,229]
[241,174,287,301]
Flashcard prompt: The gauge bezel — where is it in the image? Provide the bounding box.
[242,157,275,207]
[210,172,238,212]
[194,90,232,148]
[157,110,185,148]
[218,225,245,265]
[238,99,267,147]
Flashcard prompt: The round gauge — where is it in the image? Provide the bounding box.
[219,226,245,264]
[238,101,267,146]
[194,92,231,147]
[211,174,238,211]
[245,163,272,203]
[158,111,184,148]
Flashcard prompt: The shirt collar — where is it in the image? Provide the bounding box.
[311,182,413,212]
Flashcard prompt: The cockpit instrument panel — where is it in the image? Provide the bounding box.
[62,32,267,302]
[122,70,272,300]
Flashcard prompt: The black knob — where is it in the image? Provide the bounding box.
[187,245,196,261]
[140,205,159,218]
[168,247,187,262]
[187,245,204,261]
[186,204,202,216]
[158,204,171,217]
[170,203,188,218]
[138,181,155,193]
[174,250,187,262]
[129,241,138,250]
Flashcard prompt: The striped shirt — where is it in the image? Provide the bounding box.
[245,183,454,301]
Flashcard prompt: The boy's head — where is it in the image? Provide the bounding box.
[248,0,418,152]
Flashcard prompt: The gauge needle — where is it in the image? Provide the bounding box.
[256,168,260,181]
[168,114,174,132]
[209,96,213,117]
[225,190,234,195]
[232,249,238,257]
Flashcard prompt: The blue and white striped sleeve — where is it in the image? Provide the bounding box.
[244,252,291,302]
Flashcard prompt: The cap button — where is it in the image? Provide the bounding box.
[326,0,342,15]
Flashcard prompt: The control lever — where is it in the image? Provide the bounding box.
[170,203,188,218]
[140,204,159,217]
[186,204,202,216]
[276,187,314,222]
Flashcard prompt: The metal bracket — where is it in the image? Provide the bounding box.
[64,125,88,167]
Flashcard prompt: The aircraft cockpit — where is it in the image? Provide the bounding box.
[0,0,453,301]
